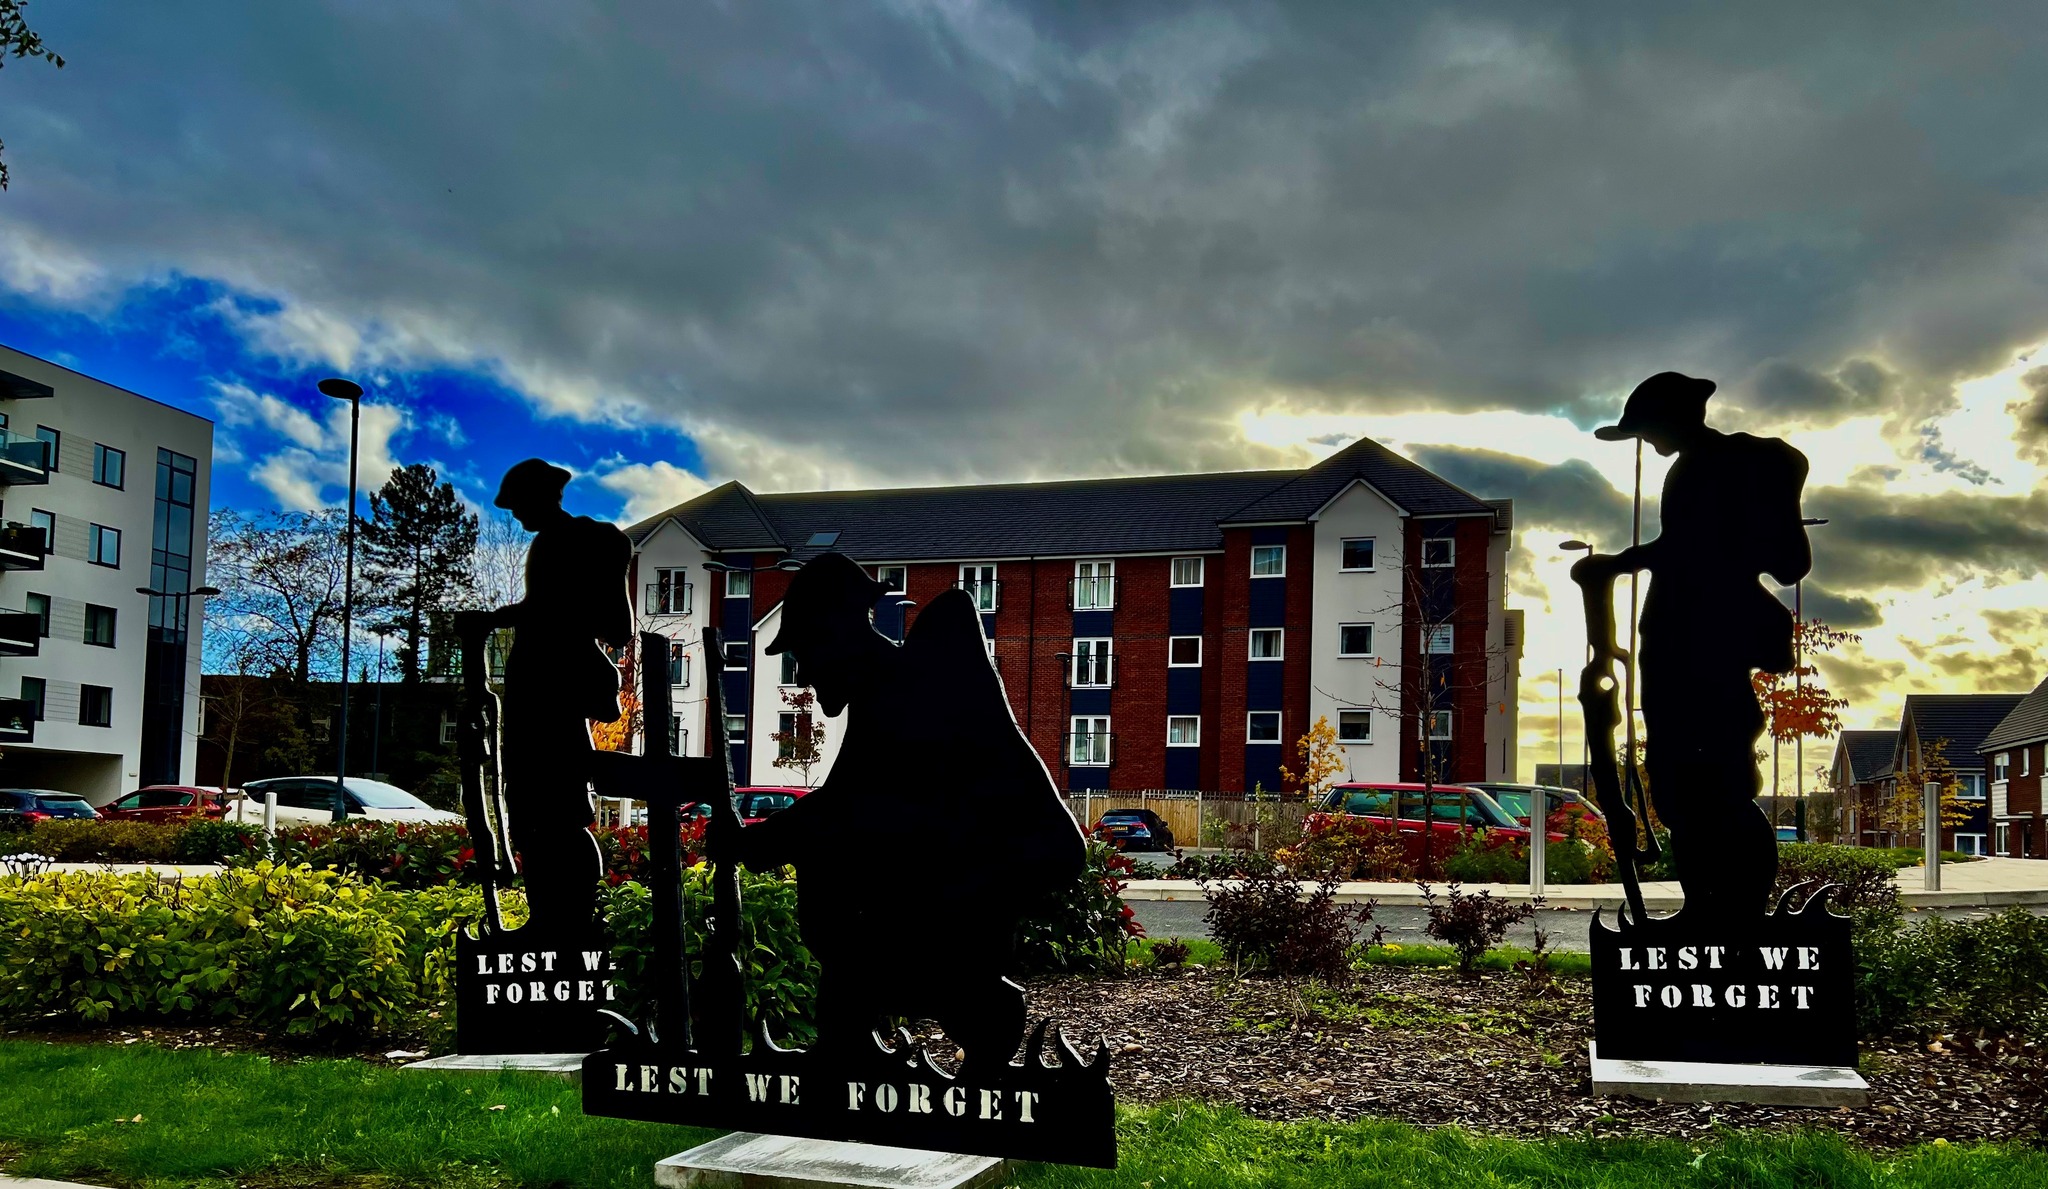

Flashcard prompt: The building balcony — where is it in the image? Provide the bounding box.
[645,580,693,617]
[0,610,41,656]
[0,524,46,571]
[0,698,34,744]
[1064,654,1116,689]
[1067,575,1119,611]
[952,578,1002,613]
[0,428,50,486]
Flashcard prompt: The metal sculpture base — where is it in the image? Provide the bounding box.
[655,1132,1012,1189]
[1589,886,1857,1069]
[455,923,617,1055]
[1589,1042,1869,1107]
[402,1051,588,1079]
[585,1021,1115,1169]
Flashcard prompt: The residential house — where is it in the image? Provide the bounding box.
[1979,676,2048,859]
[1828,728,1896,848]
[1878,694,2027,855]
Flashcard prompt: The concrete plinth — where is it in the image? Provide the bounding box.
[655,1133,1012,1189]
[400,1052,587,1079]
[1589,1042,1869,1107]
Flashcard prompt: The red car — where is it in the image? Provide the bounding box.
[680,786,808,826]
[1318,782,1568,846]
[98,784,234,823]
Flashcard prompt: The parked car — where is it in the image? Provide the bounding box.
[1090,808,1176,851]
[99,784,235,823]
[679,786,809,826]
[1316,782,1566,845]
[0,789,100,829]
[238,777,464,826]
[1466,782,1605,828]
[1775,825,1800,843]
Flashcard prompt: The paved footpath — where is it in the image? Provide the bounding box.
[2,1176,110,1189]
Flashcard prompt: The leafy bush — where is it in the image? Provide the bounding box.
[1443,833,1525,883]
[264,822,475,890]
[23,819,183,863]
[0,863,491,1036]
[173,819,266,864]
[1202,866,1373,980]
[1774,842,1901,940]
[1015,840,1144,976]
[1149,937,1192,969]
[1419,882,1534,976]
[1280,813,1415,880]
[1857,908,2048,1042]
[1161,848,1277,881]
[594,819,707,887]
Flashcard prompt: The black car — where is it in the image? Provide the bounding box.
[1090,808,1176,851]
[0,788,99,830]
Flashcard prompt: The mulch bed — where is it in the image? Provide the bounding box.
[1029,962,2048,1147]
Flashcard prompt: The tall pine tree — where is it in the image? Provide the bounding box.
[361,463,480,683]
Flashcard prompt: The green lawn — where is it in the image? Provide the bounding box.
[1130,936,1594,977]
[4,1041,2044,1188]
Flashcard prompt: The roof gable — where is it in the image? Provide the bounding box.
[1980,675,2048,754]
[1223,435,1497,525]
[1899,693,2029,768]
[1834,729,1897,783]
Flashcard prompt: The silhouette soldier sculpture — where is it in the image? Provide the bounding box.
[1576,373,1811,919]
[485,459,634,933]
[709,553,1085,1076]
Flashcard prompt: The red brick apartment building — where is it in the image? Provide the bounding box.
[1981,677,2048,858]
[625,437,1521,794]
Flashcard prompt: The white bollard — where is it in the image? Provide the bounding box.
[263,789,277,835]
[1529,792,1547,896]
[1922,781,1941,891]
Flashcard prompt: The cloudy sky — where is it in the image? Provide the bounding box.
[4,1,2046,778]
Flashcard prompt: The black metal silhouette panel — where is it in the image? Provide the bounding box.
[452,459,629,1054]
[1572,374,1857,1069]
[560,549,1113,1166]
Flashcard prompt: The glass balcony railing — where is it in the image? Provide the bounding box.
[0,428,50,484]
[0,609,41,656]
[0,524,46,570]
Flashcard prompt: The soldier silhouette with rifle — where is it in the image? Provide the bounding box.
[459,458,633,934]
[708,552,1085,1077]
[1574,373,1810,920]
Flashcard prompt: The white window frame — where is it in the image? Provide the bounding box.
[2023,748,2033,778]
[670,643,692,689]
[1422,538,1455,568]
[779,650,800,687]
[1996,822,2011,856]
[1956,773,1986,801]
[650,567,694,615]
[724,713,748,744]
[1249,627,1283,661]
[1337,709,1372,744]
[1250,544,1286,577]
[1170,556,1205,587]
[1072,559,1115,610]
[1424,624,1453,654]
[725,569,753,599]
[1954,832,1986,856]
[1071,638,1113,688]
[1337,623,1375,658]
[876,565,908,595]
[960,563,999,612]
[1246,710,1281,744]
[1424,710,1453,741]
[1339,537,1376,572]
[1167,715,1201,747]
[1070,715,1111,767]
[1168,635,1202,667]
[724,640,750,671]
[1995,752,2010,782]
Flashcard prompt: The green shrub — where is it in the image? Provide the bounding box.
[1014,840,1143,976]
[1857,907,2048,1042]
[173,819,266,864]
[1774,842,1901,940]
[0,863,491,1037]
[23,819,183,863]
[262,822,474,890]
[1443,834,1523,883]
[1419,882,1534,976]
[1202,865,1373,980]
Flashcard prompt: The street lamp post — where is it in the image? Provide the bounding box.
[319,377,363,822]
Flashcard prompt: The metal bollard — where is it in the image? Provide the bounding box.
[1922,781,1941,891]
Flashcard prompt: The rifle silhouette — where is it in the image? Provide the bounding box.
[1571,556,1660,926]
[454,611,518,934]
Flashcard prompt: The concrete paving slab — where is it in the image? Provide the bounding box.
[1,1176,118,1189]
[656,1133,1011,1189]
[1589,1042,1869,1107]
[401,1052,587,1079]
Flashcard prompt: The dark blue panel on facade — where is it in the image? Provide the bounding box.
[1244,745,1284,795]
[1068,765,1109,793]
[875,595,908,642]
[1071,609,1113,638]
[1247,662,1285,708]
[1251,527,1290,545]
[722,598,753,638]
[1165,748,1201,791]
[1249,579,1286,626]
[1167,668,1203,715]
[722,671,749,715]
[1069,689,1112,717]
[729,745,749,782]
[1168,587,1204,636]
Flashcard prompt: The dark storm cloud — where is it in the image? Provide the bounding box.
[2015,366,2048,464]
[1407,446,1633,540]
[6,1,2048,484]
[1773,584,1882,630]
[1803,483,2048,591]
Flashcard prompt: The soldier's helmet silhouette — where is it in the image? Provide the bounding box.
[1595,371,1716,451]
[764,552,892,718]
[493,457,573,516]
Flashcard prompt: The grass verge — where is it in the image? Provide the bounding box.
[1129,937,1592,977]
[5,1041,2045,1188]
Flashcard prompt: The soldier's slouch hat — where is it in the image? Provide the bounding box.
[1595,372,1716,441]
[493,458,573,509]
[764,552,889,655]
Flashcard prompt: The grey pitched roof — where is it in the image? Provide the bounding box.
[1901,693,2028,768]
[628,435,1507,562]
[1220,435,1499,524]
[1835,730,1897,782]
[631,469,1299,561]
[1980,676,2048,754]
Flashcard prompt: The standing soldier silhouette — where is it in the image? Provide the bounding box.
[710,553,1084,1075]
[485,459,633,933]
[1576,373,1811,918]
